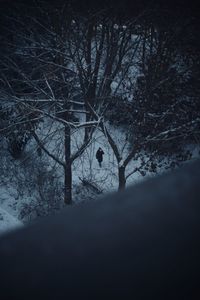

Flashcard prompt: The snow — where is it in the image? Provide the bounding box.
[118,160,125,168]
[0,179,24,235]
[71,123,145,194]
[0,206,22,236]
[0,114,199,225]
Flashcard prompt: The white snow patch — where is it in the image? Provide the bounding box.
[0,207,22,236]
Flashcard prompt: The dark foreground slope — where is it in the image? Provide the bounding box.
[0,159,200,299]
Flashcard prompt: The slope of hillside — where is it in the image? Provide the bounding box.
[0,206,22,235]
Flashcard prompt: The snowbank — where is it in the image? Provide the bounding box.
[0,207,22,236]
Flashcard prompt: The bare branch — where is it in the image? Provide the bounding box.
[32,131,65,167]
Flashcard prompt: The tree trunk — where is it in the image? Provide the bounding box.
[118,166,126,191]
[64,125,72,204]
[84,87,95,142]
[84,104,90,142]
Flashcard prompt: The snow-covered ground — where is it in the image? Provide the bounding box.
[72,124,144,194]
[0,121,144,233]
[0,118,199,235]
[0,206,22,236]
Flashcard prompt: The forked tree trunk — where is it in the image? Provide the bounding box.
[64,125,72,204]
[118,166,126,191]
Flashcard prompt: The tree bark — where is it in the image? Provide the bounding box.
[118,166,126,191]
[64,125,72,204]
[84,87,95,143]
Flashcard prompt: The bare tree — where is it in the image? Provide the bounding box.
[66,11,142,138]
[1,3,199,198]
[84,11,200,191]
[0,2,100,204]
[63,10,144,190]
